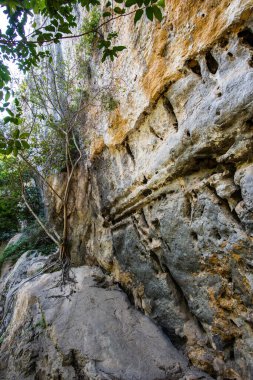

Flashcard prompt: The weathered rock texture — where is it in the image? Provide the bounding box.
[0,1,250,379]
[46,1,253,379]
[0,254,211,380]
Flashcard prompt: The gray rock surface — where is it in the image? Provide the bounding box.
[0,255,212,380]
[44,2,253,379]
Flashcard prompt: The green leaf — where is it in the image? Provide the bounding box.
[15,140,21,149]
[157,0,165,8]
[0,91,3,101]
[125,0,137,6]
[3,116,12,124]
[134,9,143,24]
[8,139,14,147]
[45,25,55,32]
[114,45,126,51]
[114,6,125,14]
[13,118,21,125]
[12,129,20,139]
[152,5,163,21]
[13,147,18,157]
[102,53,107,62]
[21,140,30,149]
[103,11,111,17]
[5,91,10,102]
[5,146,13,155]
[98,40,111,48]
[6,108,14,117]
[20,133,30,139]
[51,19,58,27]
[146,7,153,21]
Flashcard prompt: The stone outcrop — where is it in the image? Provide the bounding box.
[1,1,253,379]
[46,1,253,378]
[0,253,211,380]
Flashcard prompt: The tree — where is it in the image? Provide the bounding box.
[0,0,165,117]
[0,155,42,241]
[5,51,92,281]
[0,0,164,280]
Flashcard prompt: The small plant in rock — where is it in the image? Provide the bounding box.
[76,7,101,58]
[101,93,119,111]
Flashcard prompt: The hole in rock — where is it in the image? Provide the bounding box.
[186,59,202,76]
[230,188,243,206]
[143,176,148,184]
[161,326,187,349]
[150,250,162,272]
[245,118,253,130]
[212,228,222,240]
[184,197,192,218]
[238,28,253,48]
[151,218,160,227]
[228,275,233,283]
[229,348,235,360]
[205,51,219,74]
[227,51,233,57]
[124,139,135,163]
[248,56,253,67]
[191,231,198,241]
[142,189,152,197]
[158,193,167,201]
[219,37,229,48]
[163,97,178,131]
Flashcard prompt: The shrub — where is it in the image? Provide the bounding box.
[0,223,57,268]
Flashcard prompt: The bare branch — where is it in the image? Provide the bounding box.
[18,168,60,247]
[20,153,63,202]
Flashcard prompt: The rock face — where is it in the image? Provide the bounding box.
[0,254,211,380]
[45,1,253,379]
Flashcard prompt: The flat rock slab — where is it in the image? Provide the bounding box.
[0,265,212,380]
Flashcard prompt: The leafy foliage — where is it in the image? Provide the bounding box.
[0,0,165,267]
[0,157,20,240]
[0,222,57,268]
[101,92,119,111]
[0,156,42,241]
[76,7,101,57]
[0,0,165,155]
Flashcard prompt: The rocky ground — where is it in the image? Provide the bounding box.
[0,251,212,380]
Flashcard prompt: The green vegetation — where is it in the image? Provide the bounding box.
[0,0,165,276]
[0,0,165,134]
[0,223,57,268]
[101,93,119,111]
[77,7,101,57]
[0,156,41,241]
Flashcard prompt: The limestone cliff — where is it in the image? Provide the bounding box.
[50,1,253,378]
[1,1,253,379]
